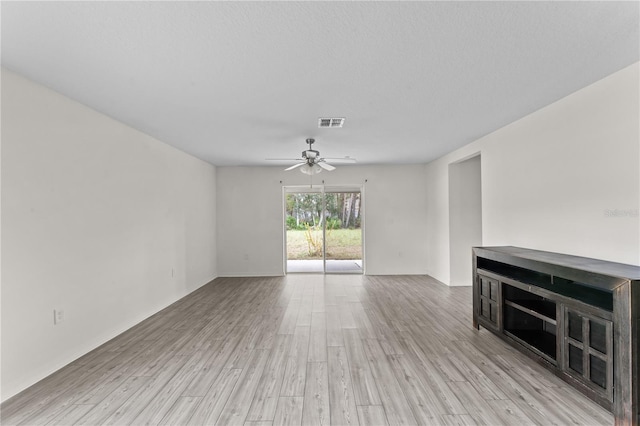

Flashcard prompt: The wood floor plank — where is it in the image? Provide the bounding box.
[325,304,344,347]
[14,343,162,426]
[100,355,188,426]
[343,283,361,303]
[432,355,467,383]
[447,353,507,401]
[485,399,535,426]
[182,332,244,397]
[492,353,564,389]
[173,314,226,356]
[450,340,573,425]
[76,338,173,405]
[130,350,214,425]
[342,329,381,407]
[280,326,310,397]
[308,312,327,363]
[312,281,326,313]
[1,276,614,426]
[399,333,467,415]
[246,334,293,422]
[129,331,184,377]
[447,381,504,426]
[350,303,377,339]
[361,338,418,426]
[357,405,389,425]
[75,376,151,425]
[225,319,270,370]
[388,354,447,422]
[216,349,271,426]
[43,403,95,426]
[256,306,286,350]
[542,384,613,425]
[186,368,242,426]
[295,293,313,327]
[158,396,202,426]
[336,296,357,329]
[278,298,301,335]
[0,363,85,423]
[439,414,478,425]
[4,341,154,426]
[301,362,330,426]
[323,281,340,307]
[366,308,407,356]
[273,396,304,426]
[327,346,359,426]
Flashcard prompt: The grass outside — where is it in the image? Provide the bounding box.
[287,229,362,260]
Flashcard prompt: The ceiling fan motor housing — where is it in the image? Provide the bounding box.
[302,149,320,161]
[302,138,319,163]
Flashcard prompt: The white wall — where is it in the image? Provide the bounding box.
[426,62,640,285]
[1,69,218,401]
[216,164,428,276]
[448,155,482,286]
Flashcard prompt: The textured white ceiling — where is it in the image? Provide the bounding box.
[2,1,638,166]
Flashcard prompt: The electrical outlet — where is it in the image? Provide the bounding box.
[54,309,64,325]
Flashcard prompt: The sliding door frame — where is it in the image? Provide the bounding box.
[283,184,365,275]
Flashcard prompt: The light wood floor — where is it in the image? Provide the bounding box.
[2,275,613,425]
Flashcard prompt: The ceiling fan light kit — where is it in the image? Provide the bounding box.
[300,164,323,175]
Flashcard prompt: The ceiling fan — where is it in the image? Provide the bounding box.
[268,138,356,175]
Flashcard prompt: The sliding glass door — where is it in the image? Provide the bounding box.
[324,190,362,273]
[284,186,363,274]
[285,191,324,272]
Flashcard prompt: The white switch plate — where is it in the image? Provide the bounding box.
[54,309,64,325]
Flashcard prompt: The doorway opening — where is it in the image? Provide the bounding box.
[448,153,482,286]
[284,186,363,274]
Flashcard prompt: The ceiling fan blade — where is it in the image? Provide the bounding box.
[317,161,336,171]
[322,157,357,163]
[266,158,303,161]
[284,162,306,171]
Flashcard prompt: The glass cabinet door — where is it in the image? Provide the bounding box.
[477,275,500,329]
[563,307,613,401]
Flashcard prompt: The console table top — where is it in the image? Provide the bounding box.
[474,246,640,283]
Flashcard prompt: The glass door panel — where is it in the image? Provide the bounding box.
[324,191,363,274]
[285,192,324,273]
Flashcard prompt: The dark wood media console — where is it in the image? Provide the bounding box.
[472,246,639,425]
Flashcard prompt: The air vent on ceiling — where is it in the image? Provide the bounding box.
[318,117,345,128]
